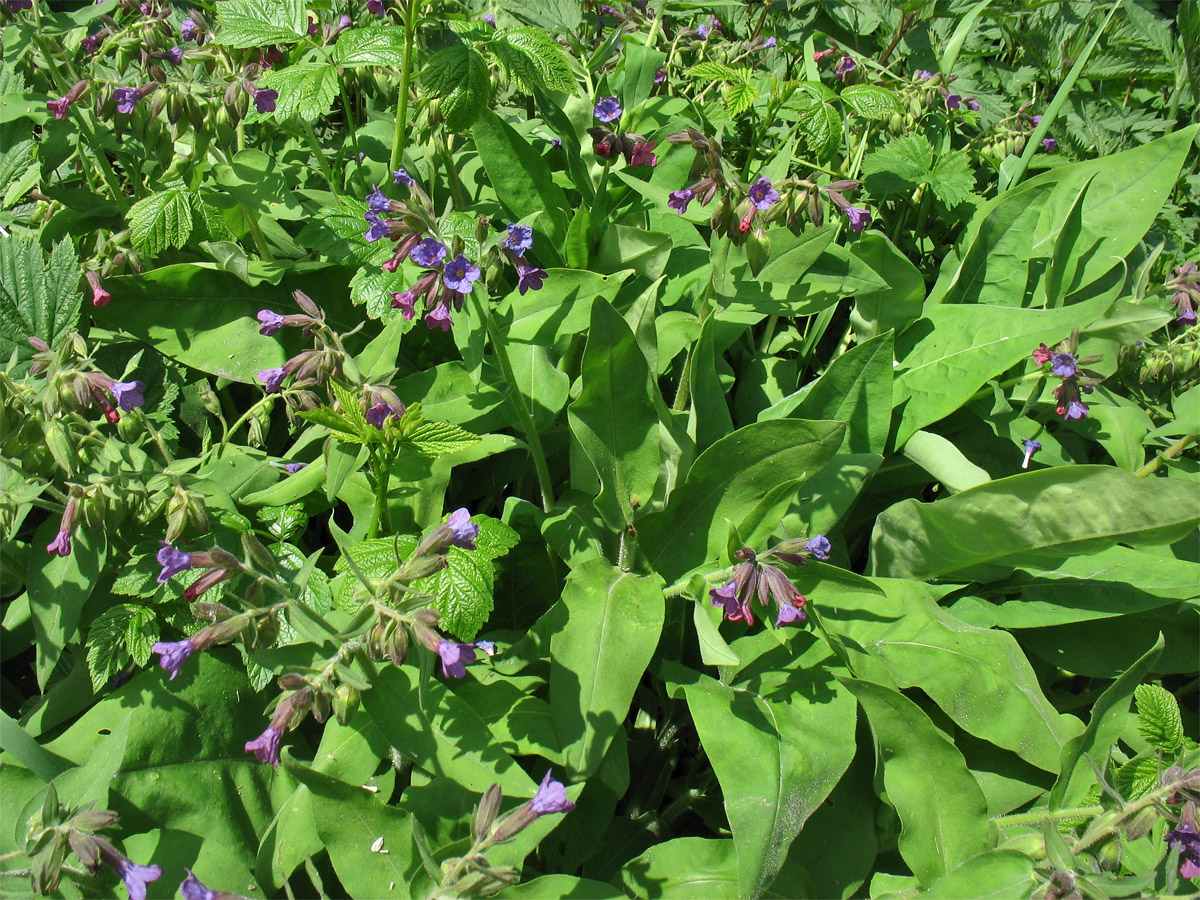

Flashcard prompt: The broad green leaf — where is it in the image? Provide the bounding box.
[902,430,991,494]
[28,521,105,689]
[760,332,893,455]
[862,133,933,195]
[686,312,733,453]
[0,235,79,370]
[835,578,1081,772]
[423,44,491,131]
[915,850,1037,899]
[848,232,926,340]
[801,102,841,160]
[840,678,989,887]
[638,419,845,582]
[498,268,630,343]
[621,838,740,900]
[85,603,156,691]
[840,84,900,119]
[1134,684,1186,752]
[1050,634,1162,810]
[568,298,661,531]
[213,0,307,47]
[893,291,1114,444]
[671,662,857,899]
[869,466,1200,582]
[620,36,667,114]
[260,63,339,121]
[756,225,836,286]
[0,710,66,783]
[550,559,665,779]
[332,25,408,67]
[489,27,576,92]
[364,666,536,796]
[127,188,195,254]
[500,875,625,899]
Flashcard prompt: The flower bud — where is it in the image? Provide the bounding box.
[1124,806,1157,841]
[333,684,360,724]
[746,225,769,277]
[277,673,308,690]
[474,783,503,842]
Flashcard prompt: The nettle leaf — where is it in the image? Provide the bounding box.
[0,139,37,209]
[686,61,750,82]
[332,26,408,67]
[0,235,80,370]
[299,200,393,266]
[260,63,339,121]
[863,133,934,194]
[1134,683,1185,752]
[1115,755,1161,801]
[801,102,841,160]
[489,27,575,93]
[127,187,194,254]
[403,420,481,457]
[725,81,759,117]
[929,151,975,208]
[422,43,491,131]
[86,603,157,691]
[298,407,362,439]
[349,266,407,321]
[840,84,901,119]
[213,0,307,48]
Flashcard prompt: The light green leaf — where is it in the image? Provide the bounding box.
[840,84,900,119]
[86,604,156,691]
[1134,683,1185,752]
[902,430,991,494]
[423,44,491,131]
[403,420,482,458]
[331,25,408,67]
[260,63,339,121]
[489,27,576,92]
[686,61,750,82]
[620,838,740,900]
[128,187,194,255]
[213,0,307,47]
[0,235,80,370]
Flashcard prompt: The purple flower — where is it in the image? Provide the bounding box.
[366,402,400,429]
[446,508,479,548]
[180,18,199,41]
[668,189,694,215]
[593,96,622,123]
[629,140,657,167]
[180,869,217,900]
[391,289,417,319]
[157,544,193,582]
[4,0,33,10]
[1031,114,1043,125]
[437,640,477,678]
[257,366,288,393]
[763,36,776,48]
[82,31,104,54]
[283,462,307,474]
[1042,137,1058,152]
[504,223,533,257]
[253,88,278,113]
[426,304,452,331]
[654,67,666,84]
[775,602,806,626]
[1021,439,1042,469]
[109,381,145,411]
[245,724,282,767]
[748,177,779,211]
[1050,352,1076,377]
[151,638,195,680]
[483,12,496,25]
[47,96,74,119]
[549,137,563,148]
[442,255,480,293]
[1064,401,1088,421]
[364,211,391,243]
[709,580,742,620]
[393,167,413,186]
[257,309,286,335]
[945,94,961,110]
[165,45,184,64]
[118,858,163,900]
[1032,343,1053,366]
[517,263,547,295]
[916,69,933,80]
[1166,823,1200,880]
[409,238,447,269]
[367,0,385,12]
[803,535,831,561]
[366,184,390,213]
[966,98,980,111]
[696,24,709,40]
[843,206,871,232]
[531,770,575,814]
[46,530,72,557]
[834,56,856,80]
[114,87,142,114]
[474,640,496,656]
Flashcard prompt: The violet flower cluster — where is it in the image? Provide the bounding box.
[1165,262,1199,325]
[709,536,831,629]
[586,96,658,168]
[1031,330,1103,421]
[389,237,480,331]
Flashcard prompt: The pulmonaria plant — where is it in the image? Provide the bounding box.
[1165,262,1199,324]
[389,237,482,331]
[1032,329,1104,421]
[709,536,830,629]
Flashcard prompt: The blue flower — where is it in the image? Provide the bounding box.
[530,770,575,814]
[156,544,193,583]
[245,724,282,767]
[366,184,391,213]
[118,858,163,900]
[437,640,477,678]
[1021,439,1042,469]
[504,223,533,257]
[748,177,779,211]
[409,238,447,269]
[446,508,479,548]
[180,869,217,900]
[517,263,547,295]
[668,189,694,215]
[442,255,480,293]
[257,309,286,336]
[151,639,195,680]
[109,381,146,411]
[1051,352,1077,377]
[257,366,288,393]
[364,211,390,243]
[593,96,622,123]
[392,167,413,186]
[803,535,831,561]
[843,206,872,232]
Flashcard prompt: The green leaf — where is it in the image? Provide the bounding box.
[725,81,760,116]
[902,430,991,494]
[928,151,975,209]
[299,200,392,267]
[756,224,836,285]
[213,0,307,48]
[403,420,481,458]
[1134,683,1185,752]
[1050,635,1163,810]
[568,298,661,531]
[298,407,362,438]
[0,235,80,370]
[331,25,408,67]
[28,522,106,689]
[128,187,194,255]
[840,84,900,119]
[840,678,989,887]
[620,838,740,899]
[86,604,156,691]
[260,63,339,121]
[863,133,934,194]
[800,102,841,160]
[0,139,37,209]
[869,466,1200,582]
[550,559,665,779]
[638,419,845,582]
[848,232,926,340]
[672,664,858,899]
[915,850,1037,899]
[489,27,576,92]
[423,44,491,131]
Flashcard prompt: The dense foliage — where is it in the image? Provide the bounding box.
[1,0,1198,898]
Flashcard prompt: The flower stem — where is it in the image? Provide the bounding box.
[389,0,422,172]
[1135,433,1198,477]
[301,120,340,196]
[993,806,1103,828]
[470,292,556,513]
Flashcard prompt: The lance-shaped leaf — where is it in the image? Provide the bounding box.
[869,466,1200,582]
[568,298,661,531]
[839,678,989,887]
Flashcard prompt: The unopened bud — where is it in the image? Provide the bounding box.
[1124,806,1157,842]
[746,225,769,277]
[474,784,503,842]
[278,673,308,690]
[333,684,360,724]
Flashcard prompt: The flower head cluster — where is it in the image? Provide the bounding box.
[156,542,241,603]
[587,97,656,168]
[389,237,481,331]
[1165,262,1199,325]
[709,537,830,629]
[497,223,548,295]
[1031,330,1103,421]
[664,128,726,218]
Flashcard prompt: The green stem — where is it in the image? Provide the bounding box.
[216,395,276,455]
[993,806,1102,828]
[471,292,556,513]
[439,139,467,209]
[367,456,390,539]
[242,205,275,260]
[389,0,422,172]
[134,408,174,466]
[301,120,340,196]
[1135,433,1198,477]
